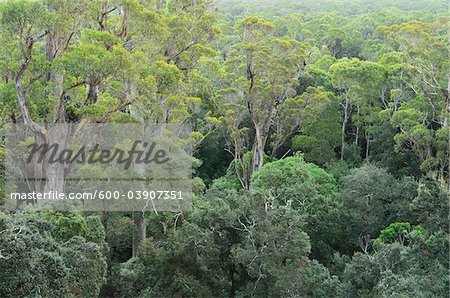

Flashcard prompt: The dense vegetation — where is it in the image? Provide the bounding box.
[0,0,448,297]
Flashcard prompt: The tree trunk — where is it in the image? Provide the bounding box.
[340,97,349,161]
[45,25,64,122]
[132,123,147,258]
[229,263,235,297]
[355,105,359,145]
[42,125,69,194]
[251,127,265,174]
[132,212,146,258]
[445,77,450,188]
[88,83,100,104]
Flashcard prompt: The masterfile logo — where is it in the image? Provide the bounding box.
[26,140,170,170]
[3,123,193,212]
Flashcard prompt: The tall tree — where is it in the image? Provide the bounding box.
[330,58,385,160]
[227,16,310,184]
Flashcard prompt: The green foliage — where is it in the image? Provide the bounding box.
[291,87,341,165]
[61,236,107,297]
[252,155,338,201]
[0,0,48,34]
[342,143,363,167]
[0,212,106,297]
[231,207,342,297]
[376,222,411,244]
[343,230,449,297]
[409,178,449,232]
[105,213,134,264]
[43,211,88,242]
[1,0,449,297]
[374,222,425,246]
[339,164,418,252]
[324,160,351,183]
[252,156,341,263]
[370,121,422,178]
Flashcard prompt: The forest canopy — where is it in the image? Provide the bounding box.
[0,0,448,297]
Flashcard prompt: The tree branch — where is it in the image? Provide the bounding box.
[15,35,47,135]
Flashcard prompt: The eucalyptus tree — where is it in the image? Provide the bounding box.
[0,0,220,259]
[330,58,385,160]
[226,16,311,184]
[379,19,450,181]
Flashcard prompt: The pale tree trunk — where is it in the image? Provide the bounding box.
[355,105,360,146]
[340,96,350,161]
[14,33,49,199]
[132,212,146,258]
[39,31,66,194]
[43,125,70,194]
[45,6,65,122]
[131,84,146,258]
[248,124,269,191]
[28,134,46,196]
[249,101,279,188]
[251,126,266,174]
[340,121,345,160]
[446,77,450,189]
